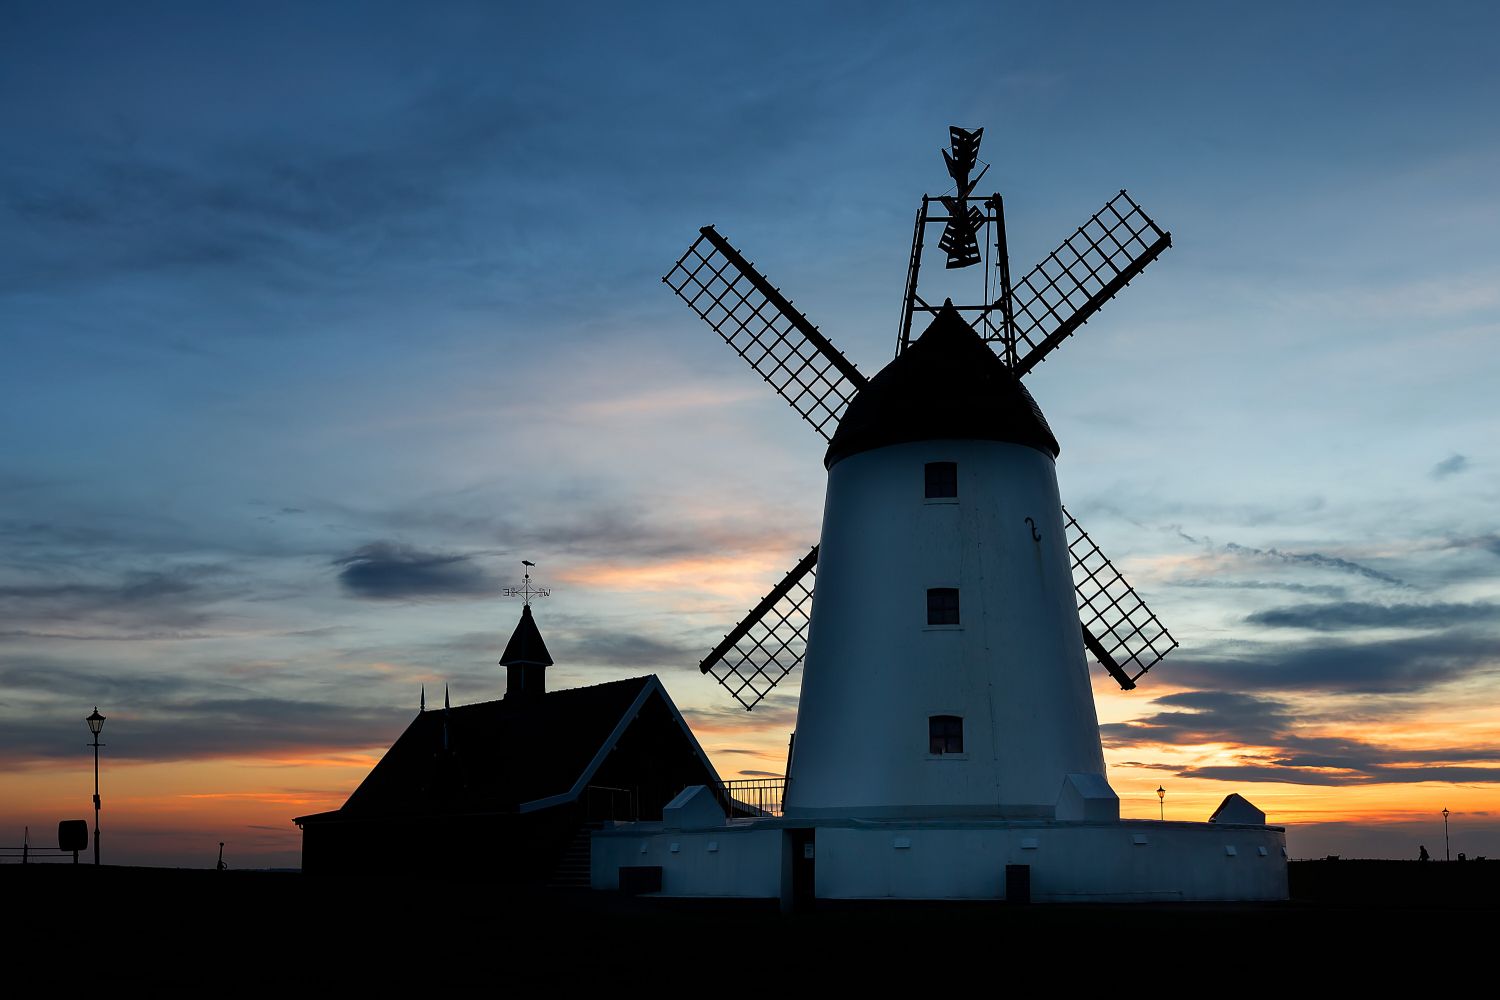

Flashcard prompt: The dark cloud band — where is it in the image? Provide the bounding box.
[1247,601,1499,631]
[1105,689,1500,786]
[333,541,496,600]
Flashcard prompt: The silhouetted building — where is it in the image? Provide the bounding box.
[294,605,727,881]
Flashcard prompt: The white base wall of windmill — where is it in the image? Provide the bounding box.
[787,439,1108,820]
[591,817,1288,902]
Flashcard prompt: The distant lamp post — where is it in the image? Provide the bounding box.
[1443,807,1450,862]
[1156,785,1166,821]
[86,708,105,866]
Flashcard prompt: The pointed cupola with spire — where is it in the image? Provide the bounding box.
[501,603,553,700]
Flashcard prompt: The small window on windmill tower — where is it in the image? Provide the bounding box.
[927,588,960,625]
[929,715,964,755]
[925,462,958,499]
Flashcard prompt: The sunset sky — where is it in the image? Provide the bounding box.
[3,1,1498,868]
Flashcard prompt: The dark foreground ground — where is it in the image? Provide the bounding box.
[4,860,1496,978]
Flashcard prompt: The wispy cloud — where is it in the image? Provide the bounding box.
[355,494,801,566]
[1175,764,1500,786]
[1430,453,1470,479]
[554,629,699,670]
[559,552,800,600]
[0,662,196,703]
[0,694,409,766]
[1169,578,1349,599]
[572,385,763,419]
[1443,534,1500,559]
[0,86,546,297]
[682,691,800,737]
[0,564,238,634]
[1223,543,1409,588]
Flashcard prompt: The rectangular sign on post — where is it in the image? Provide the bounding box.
[58,819,89,852]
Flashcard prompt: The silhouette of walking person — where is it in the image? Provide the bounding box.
[1419,844,1430,862]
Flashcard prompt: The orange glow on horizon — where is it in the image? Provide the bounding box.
[559,553,793,600]
[0,749,387,867]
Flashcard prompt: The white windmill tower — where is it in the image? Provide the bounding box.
[594,127,1285,902]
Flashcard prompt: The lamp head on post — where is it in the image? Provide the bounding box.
[87,708,105,738]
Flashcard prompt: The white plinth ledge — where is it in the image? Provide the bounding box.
[593,812,1289,902]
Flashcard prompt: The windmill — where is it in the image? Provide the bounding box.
[589,126,1287,899]
[665,127,1186,822]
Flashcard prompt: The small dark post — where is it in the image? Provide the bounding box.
[86,708,105,865]
[217,842,226,870]
[1157,785,1166,821]
[1443,807,1450,862]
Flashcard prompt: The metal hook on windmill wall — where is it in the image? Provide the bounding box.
[1025,516,1041,542]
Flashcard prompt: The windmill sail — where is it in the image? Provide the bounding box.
[1001,190,1172,376]
[699,546,818,711]
[1063,508,1177,689]
[665,227,867,440]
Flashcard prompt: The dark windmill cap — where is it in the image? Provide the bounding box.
[824,301,1060,468]
[499,604,554,667]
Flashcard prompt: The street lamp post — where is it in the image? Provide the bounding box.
[1442,807,1450,862]
[1156,785,1166,822]
[86,708,105,865]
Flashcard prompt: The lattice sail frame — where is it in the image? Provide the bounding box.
[1063,508,1177,690]
[699,547,818,711]
[1003,190,1172,376]
[664,227,866,441]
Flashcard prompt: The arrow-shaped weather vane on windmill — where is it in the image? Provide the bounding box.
[664,125,1178,712]
[503,560,550,607]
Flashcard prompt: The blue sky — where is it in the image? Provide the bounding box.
[3,1,1499,866]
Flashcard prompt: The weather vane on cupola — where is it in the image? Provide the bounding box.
[502,560,551,607]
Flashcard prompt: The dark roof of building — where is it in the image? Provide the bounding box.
[824,301,1060,468]
[320,675,657,820]
[500,603,553,667]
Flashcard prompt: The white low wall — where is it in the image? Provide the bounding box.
[593,818,1288,902]
[592,822,784,898]
[816,821,1286,901]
